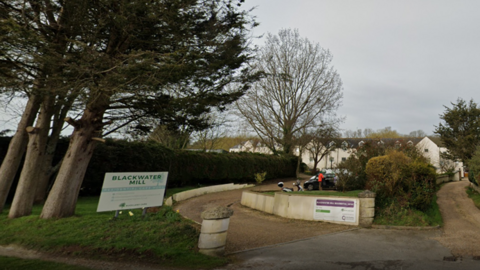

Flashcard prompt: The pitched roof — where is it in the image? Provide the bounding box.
[427,136,445,147]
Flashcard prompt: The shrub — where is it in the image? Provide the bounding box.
[336,157,365,192]
[365,150,436,211]
[467,145,480,186]
[254,172,267,184]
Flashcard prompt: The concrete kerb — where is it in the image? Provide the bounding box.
[164,183,255,207]
[371,225,442,230]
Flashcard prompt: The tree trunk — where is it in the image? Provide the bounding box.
[0,95,40,213]
[34,96,75,204]
[40,107,104,219]
[296,154,301,179]
[9,96,54,218]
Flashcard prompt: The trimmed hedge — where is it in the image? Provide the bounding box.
[88,140,296,195]
[0,138,296,197]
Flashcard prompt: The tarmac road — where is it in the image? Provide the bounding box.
[219,228,479,270]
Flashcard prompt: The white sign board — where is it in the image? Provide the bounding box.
[97,172,168,212]
[313,197,359,225]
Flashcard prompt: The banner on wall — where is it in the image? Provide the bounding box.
[313,197,358,224]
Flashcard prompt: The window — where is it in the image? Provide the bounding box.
[342,157,347,161]
[395,141,401,149]
[424,149,429,153]
[341,141,348,151]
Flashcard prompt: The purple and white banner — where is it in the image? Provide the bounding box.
[313,198,358,224]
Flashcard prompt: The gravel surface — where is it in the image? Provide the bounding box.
[435,180,480,257]
[174,178,352,254]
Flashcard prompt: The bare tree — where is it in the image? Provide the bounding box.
[343,129,362,138]
[236,29,343,155]
[190,113,228,152]
[305,126,341,173]
[408,130,427,138]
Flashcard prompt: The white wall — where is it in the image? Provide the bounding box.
[231,137,464,175]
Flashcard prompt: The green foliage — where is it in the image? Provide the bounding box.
[434,98,480,164]
[0,256,92,270]
[254,172,267,184]
[365,127,403,139]
[365,151,411,199]
[374,195,443,227]
[336,157,365,192]
[365,151,437,211]
[0,198,227,268]
[467,145,480,186]
[466,186,480,210]
[86,140,296,195]
[1,138,296,198]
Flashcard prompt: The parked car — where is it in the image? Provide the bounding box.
[303,169,336,190]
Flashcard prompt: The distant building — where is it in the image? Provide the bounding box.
[229,140,280,154]
[186,149,228,154]
[230,137,463,175]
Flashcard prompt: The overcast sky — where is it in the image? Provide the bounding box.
[241,0,480,136]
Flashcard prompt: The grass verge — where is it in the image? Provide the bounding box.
[0,197,227,269]
[466,186,480,210]
[261,190,363,197]
[373,194,443,227]
[0,256,92,270]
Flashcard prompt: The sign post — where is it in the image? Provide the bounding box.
[97,172,168,213]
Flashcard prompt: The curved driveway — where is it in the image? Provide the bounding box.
[176,179,480,270]
[435,180,480,257]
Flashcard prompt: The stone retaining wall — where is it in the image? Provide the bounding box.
[241,190,375,227]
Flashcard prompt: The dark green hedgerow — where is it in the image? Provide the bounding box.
[0,138,296,198]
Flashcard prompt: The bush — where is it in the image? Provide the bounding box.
[467,145,480,186]
[336,157,365,192]
[365,150,436,211]
[254,172,267,184]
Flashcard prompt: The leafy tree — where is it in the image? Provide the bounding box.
[1,0,257,219]
[467,145,480,186]
[434,98,480,165]
[366,127,402,139]
[236,28,343,155]
[0,0,84,215]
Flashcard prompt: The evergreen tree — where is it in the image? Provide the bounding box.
[434,98,480,165]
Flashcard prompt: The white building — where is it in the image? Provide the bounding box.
[229,140,279,154]
[230,137,463,175]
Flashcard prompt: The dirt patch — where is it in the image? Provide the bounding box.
[435,180,480,257]
[173,178,351,254]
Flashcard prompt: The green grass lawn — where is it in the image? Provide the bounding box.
[0,256,92,270]
[373,194,443,227]
[0,196,227,269]
[466,186,480,210]
[261,190,363,197]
